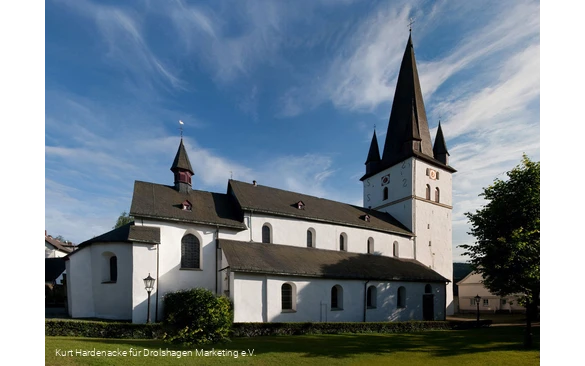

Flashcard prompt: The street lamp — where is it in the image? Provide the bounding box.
[474,294,481,323]
[143,273,155,323]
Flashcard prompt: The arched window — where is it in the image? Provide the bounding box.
[397,286,406,308]
[435,187,440,203]
[307,228,316,248]
[367,237,374,254]
[383,187,388,200]
[262,224,271,243]
[339,233,347,251]
[281,283,296,311]
[425,284,432,294]
[102,252,117,283]
[181,234,201,269]
[393,241,399,257]
[367,285,377,308]
[331,285,343,310]
[109,256,117,282]
[426,184,431,200]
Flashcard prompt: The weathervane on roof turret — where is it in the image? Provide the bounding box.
[408,17,415,33]
[179,120,184,138]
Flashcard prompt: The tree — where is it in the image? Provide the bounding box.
[54,235,71,244]
[113,211,134,229]
[460,155,539,348]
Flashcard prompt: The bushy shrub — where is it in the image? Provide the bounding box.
[162,288,233,345]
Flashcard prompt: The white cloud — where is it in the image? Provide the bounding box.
[54,0,184,91]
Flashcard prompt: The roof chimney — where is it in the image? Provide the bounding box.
[253,180,257,186]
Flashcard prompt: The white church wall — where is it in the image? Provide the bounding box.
[248,213,413,259]
[363,157,415,230]
[413,159,454,315]
[89,243,133,320]
[136,219,247,322]
[131,243,159,323]
[67,248,94,318]
[232,273,446,322]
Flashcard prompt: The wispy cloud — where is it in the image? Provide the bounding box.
[53,0,184,92]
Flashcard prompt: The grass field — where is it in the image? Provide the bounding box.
[45,326,539,366]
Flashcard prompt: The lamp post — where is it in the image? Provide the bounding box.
[474,294,481,323]
[143,273,155,323]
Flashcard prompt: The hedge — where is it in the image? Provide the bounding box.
[45,319,166,339]
[46,319,492,339]
[231,321,455,337]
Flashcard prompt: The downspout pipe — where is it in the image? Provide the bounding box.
[215,226,220,295]
[155,242,160,322]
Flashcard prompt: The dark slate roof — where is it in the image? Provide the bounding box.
[228,180,413,237]
[381,34,433,165]
[433,122,450,156]
[45,258,66,282]
[130,181,246,230]
[45,235,75,253]
[363,34,455,180]
[171,139,194,174]
[220,239,449,282]
[365,130,381,164]
[70,223,161,255]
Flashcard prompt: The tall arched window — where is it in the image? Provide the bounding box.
[339,233,347,251]
[102,252,117,283]
[181,234,201,269]
[393,241,399,257]
[435,187,440,203]
[281,283,296,311]
[397,286,406,308]
[307,228,316,248]
[109,256,117,282]
[425,284,432,294]
[426,184,431,200]
[367,237,374,254]
[383,187,388,200]
[331,285,343,310]
[262,224,271,243]
[367,285,377,308]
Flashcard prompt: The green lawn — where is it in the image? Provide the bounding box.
[46,326,539,366]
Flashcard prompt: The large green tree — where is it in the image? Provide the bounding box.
[113,211,134,229]
[460,155,539,348]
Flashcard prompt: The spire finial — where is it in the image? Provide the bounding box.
[374,124,376,132]
[179,120,184,138]
[408,17,415,33]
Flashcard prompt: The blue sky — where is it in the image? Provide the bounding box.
[44,0,540,262]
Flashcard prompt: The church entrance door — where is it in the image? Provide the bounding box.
[422,294,434,320]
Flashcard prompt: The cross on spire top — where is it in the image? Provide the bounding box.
[408,17,415,33]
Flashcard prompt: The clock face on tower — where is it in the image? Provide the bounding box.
[381,174,390,185]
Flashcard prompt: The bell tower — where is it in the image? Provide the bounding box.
[360,33,457,315]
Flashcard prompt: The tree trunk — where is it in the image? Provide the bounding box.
[524,300,533,348]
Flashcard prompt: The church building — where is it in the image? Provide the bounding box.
[65,33,456,324]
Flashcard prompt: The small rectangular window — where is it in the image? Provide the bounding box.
[483,299,489,307]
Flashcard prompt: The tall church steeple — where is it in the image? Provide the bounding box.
[361,33,455,182]
[381,33,434,167]
[171,138,194,193]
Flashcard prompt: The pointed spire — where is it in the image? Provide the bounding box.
[381,33,434,166]
[171,138,194,192]
[433,121,450,165]
[365,129,381,176]
[365,129,381,164]
[171,139,194,174]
